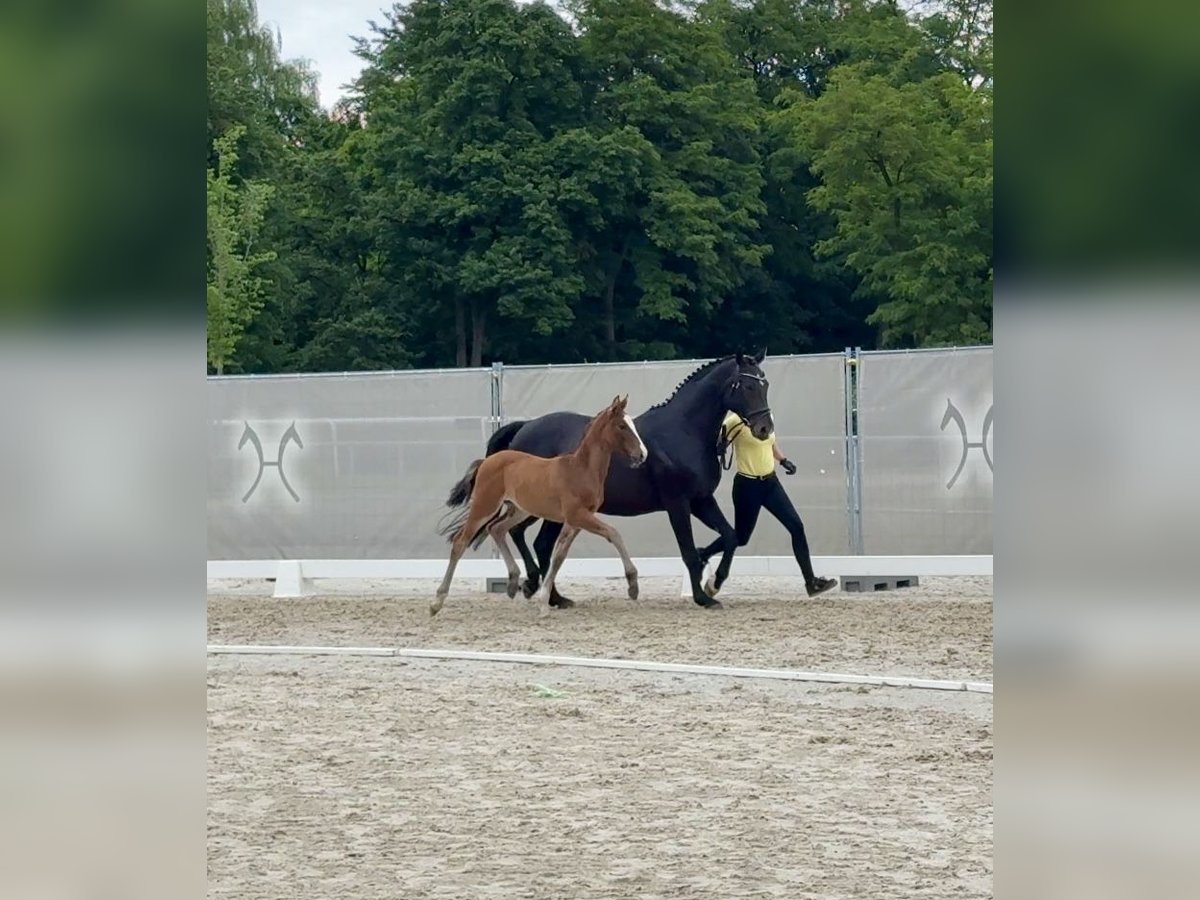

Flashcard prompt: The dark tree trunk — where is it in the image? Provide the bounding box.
[454,296,467,368]
[603,236,633,350]
[603,277,617,346]
[470,302,487,368]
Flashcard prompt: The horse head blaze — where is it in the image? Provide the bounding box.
[605,395,647,467]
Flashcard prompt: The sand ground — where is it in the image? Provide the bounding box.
[208,575,992,899]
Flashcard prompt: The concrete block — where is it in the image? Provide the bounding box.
[840,575,919,593]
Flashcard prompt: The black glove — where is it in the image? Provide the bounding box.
[780,458,797,475]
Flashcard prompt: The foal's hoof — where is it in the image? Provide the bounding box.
[520,579,538,599]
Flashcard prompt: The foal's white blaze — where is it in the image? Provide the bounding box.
[624,414,648,464]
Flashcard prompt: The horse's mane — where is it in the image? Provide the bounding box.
[647,356,735,411]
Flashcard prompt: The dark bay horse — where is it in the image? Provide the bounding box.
[433,396,648,617]
[443,352,773,609]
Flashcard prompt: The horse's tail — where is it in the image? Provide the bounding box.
[438,421,527,543]
[486,420,526,456]
[446,458,483,510]
[444,422,525,511]
[437,497,512,551]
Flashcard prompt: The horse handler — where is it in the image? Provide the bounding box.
[699,411,837,598]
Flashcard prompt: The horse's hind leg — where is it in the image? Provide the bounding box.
[510,517,541,598]
[572,510,639,601]
[533,520,575,608]
[691,494,736,597]
[490,510,531,598]
[433,491,505,616]
[432,528,471,616]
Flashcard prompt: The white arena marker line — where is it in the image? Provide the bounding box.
[207,644,992,694]
[207,644,398,657]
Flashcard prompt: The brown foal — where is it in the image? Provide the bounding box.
[432,395,648,617]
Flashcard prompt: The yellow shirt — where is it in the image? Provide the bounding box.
[721,411,775,477]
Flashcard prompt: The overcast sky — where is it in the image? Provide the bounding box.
[257,0,390,109]
[256,0,933,109]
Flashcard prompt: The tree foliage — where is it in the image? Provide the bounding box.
[206,126,276,373]
[206,0,993,372]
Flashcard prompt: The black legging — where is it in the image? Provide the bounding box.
[699,473,817,585]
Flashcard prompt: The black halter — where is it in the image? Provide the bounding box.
[718,373,772,469]
[729,372,772,424]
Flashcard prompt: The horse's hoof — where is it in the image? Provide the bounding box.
[520,579,537,599]
[696,597,723,610]
[703,576,720,598]
[549,596,575,609]
[506,579,519,599]
[429,602,441,617]
[628,581,639,601]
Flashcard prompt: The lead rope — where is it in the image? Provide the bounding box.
[719,437,733,471]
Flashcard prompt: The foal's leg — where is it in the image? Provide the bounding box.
[432,526,474,616]
[490,512,531,599]
[570,510,639,601]
[533,526,579,618]
[433,493,504,615]
[533,520,575,609]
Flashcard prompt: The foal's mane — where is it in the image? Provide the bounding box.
[646,356,735,412]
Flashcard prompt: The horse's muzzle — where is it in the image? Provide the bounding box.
[750,417,774,441]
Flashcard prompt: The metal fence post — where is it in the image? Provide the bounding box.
[844,348,865,555]
[486,362,504,561]
[490,361,504,435]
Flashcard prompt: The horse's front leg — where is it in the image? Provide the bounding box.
[533,526,580,618]
[572,510,639,601]
[691,494,736,597]
[666,499,721,609]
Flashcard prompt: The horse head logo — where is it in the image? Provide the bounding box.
[940,399,992,490]
[238,421,303,502]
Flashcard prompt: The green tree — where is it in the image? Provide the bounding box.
[207,126,276,373]
[787,62,992,346]
[355,0,591,367]
[207,0,319,179]
[570,0,769,358]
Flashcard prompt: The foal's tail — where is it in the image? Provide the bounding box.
[438,458,483,543]
[445,458,483,509]
[437,493,513,552]
[438,420,528,545]
[439,456,508,550]
[444,420,528,512]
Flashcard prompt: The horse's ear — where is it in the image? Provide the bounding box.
[618,394,629,410]
[735,352,747,365]
[755,346,767,364]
